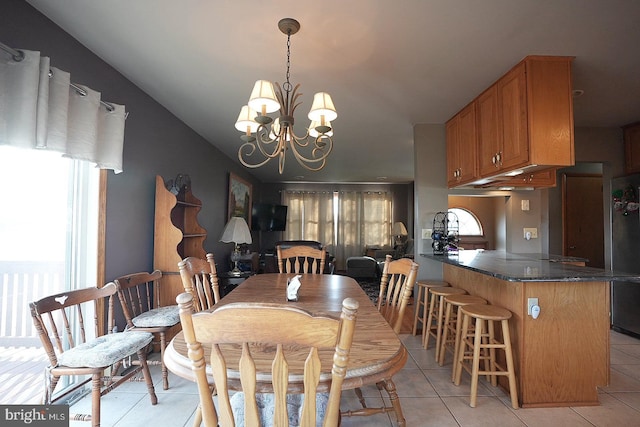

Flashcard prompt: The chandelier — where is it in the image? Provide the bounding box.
[234,18,337,174]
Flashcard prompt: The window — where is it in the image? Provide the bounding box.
[282,190,393,269]
[449,207,483,236]
[0,145,102,399]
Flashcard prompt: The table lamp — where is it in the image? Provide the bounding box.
[220,216,252,276]
[392,221,408,247]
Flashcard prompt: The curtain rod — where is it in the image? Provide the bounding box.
[1,41,115,112]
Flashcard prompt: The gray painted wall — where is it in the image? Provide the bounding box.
[1,1,262,279]
[1,2,413,281]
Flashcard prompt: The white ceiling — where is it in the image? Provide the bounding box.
[26,0,640,184]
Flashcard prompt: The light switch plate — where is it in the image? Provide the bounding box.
[422,228,432,239]
[521,200,530,211]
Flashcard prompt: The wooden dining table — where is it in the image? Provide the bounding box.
[164,273,408,393]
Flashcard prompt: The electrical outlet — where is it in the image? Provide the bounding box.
[523,227,538,239]
[422,228,432,239]
[527,297,539,315]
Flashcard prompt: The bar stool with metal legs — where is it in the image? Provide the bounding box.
[438,294,487,372]
[412,280,449,344]
[454,303,518,409]
[423,286,466,361]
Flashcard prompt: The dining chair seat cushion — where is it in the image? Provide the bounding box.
[57,331,153,368]
[132,305,180,328]
[230,392,329,427]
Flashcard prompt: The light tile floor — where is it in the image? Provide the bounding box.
[69,330,640,426]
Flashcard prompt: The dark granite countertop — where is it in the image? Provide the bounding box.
[421,250,640,282]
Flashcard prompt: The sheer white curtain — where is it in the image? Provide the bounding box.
[282,191,335,250]
[282,190,393,271]
[335,192,363,270]
[335,191,393,269]
[362,191,393,248]
[0,48,126,172]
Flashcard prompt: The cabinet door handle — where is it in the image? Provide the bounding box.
[496,151,502,164]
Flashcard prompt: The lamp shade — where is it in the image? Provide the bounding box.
[308,92,337,122]
[220,217,252,244]
[234,105,260,133]
[392,222,408,236]
[248,80,281,114]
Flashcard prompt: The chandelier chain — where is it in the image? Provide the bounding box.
[284,29,292,93]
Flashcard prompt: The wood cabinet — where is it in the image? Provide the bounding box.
[477,167,558,189]
[505,167,557,188]
[443,264,609,407]
[448,55,575,188]
[153,175,207,310]
[495,61,531,172]
[477,85,502,177]
[446,102,477,187]
[624,122,640,174]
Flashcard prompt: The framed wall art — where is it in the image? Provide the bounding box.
[228,173,252,227]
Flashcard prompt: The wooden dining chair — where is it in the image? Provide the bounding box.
[276,244,327,274]
[29,282,158,427]
[176,292,359,427]
[178,253,220,312]
[114,269,180,390]
[343,254,418,426]
[178,253,222,426]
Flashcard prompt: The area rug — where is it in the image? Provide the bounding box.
[355,279,381,304]
[354,278,416,306]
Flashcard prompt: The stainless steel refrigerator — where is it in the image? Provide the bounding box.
[611,174,640,337]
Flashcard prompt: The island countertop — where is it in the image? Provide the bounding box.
[421,250,640,282]
[425,249,619,407]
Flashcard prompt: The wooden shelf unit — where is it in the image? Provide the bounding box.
[153,175,207,312]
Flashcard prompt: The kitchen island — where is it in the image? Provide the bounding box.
[422,250,640,408]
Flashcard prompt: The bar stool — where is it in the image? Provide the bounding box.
[423,286,466,362]
[438,294,487,372]
[454,303,518,409]
[412,280,450,343]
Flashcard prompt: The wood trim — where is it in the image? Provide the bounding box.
[97,169,107,335]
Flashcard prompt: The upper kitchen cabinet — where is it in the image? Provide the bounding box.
[447,102,478,187]
[477,84,503,177]
[449,55,575,188]
[623,122,640,174]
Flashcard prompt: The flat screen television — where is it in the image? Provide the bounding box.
[251,203,288,231]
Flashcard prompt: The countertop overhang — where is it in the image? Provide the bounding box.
[421,250,640,282]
